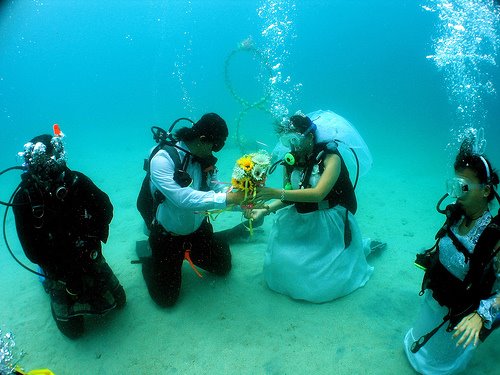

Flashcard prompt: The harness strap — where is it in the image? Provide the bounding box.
[344,208,352,248]
[146,145,187,208]
[150,145,210,193]
[298,154,318,190]
[145,144,184,173]
[415,215,500,351]
[411,311,451,353]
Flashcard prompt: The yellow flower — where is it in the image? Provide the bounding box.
[231,177,256,192]
[237,156,254,172]
[231,178,243,190]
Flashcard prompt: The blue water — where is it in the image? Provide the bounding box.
[1,1,499,160]
[1,1,499,374]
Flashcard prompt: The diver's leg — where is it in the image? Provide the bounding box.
[49,289,85,339]
[51,306,84,339]
[144,223,184,307]
[112,284,126,309]
[85,255,127,311]
[190,220,231,276]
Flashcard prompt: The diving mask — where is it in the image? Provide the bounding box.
[279,117,316,151]
[446,177,484,199]
[280,132,308,150]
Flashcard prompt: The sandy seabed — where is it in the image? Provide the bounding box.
[1,141,498,375]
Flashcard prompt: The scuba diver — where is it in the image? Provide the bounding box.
[6,127,126,339]
[251,110,379,303]
[404,139,500,374]
[136,113,249,307]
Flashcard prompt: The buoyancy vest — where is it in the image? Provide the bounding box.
[12,169,113,281]
[289,143,357,215]
[136,143,215,230]
[411,213,499,353]
[421,214,500,326]
[137,144,186,230]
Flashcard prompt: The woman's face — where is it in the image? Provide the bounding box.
[280,131,314,155]
[455,167,490,211]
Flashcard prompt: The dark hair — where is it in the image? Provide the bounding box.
[289,114,314,134]
[174,113,228,145]
[274,114,317,146]
[454,152,499,202]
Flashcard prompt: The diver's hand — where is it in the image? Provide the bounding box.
[244,208,268,221]
[226,191,246,205]
[453,312,484,348]
[255,187,280,202]
[243,208,254,219]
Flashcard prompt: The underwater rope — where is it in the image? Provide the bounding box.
[224,38,275,152]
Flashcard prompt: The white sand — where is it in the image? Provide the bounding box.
[1,138,498,375]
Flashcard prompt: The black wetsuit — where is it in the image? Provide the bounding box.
[12,168,125,337]
[291,145,356,215]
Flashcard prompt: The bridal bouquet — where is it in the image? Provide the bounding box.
[231,150,271,204]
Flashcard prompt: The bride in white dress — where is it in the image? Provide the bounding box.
[253,110,375,303]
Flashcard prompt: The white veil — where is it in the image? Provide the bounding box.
[308,109,372,178]
[271,109,372,182]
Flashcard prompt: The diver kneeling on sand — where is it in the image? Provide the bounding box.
[251,110,383,303]
[135,114,250,307]
[404,136,500,374]
[5,126,126,339]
